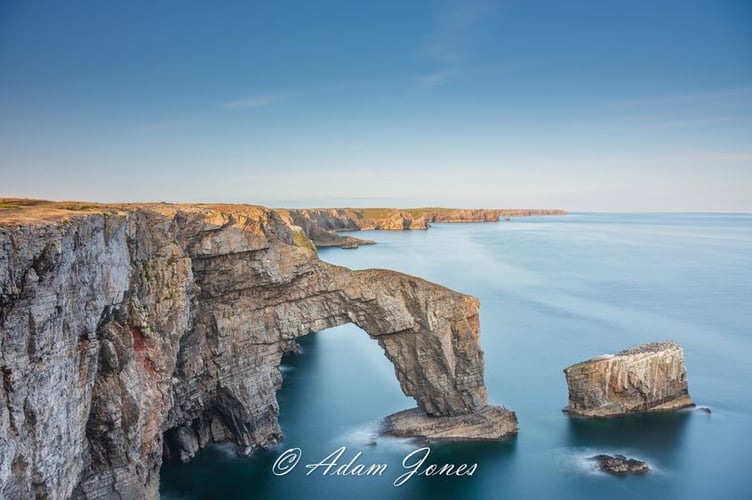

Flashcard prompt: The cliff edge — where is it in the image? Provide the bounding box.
[0,199,515,499]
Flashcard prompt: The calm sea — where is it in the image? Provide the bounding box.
[161,213,752,499]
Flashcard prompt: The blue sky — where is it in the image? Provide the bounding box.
[1,0,750,210]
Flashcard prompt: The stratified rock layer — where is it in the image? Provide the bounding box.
[564,341,693,418]
[383,406,517,441]
[0,200,508,499]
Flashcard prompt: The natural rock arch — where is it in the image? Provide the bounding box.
[0,204,511,499]
[162,234,488,463]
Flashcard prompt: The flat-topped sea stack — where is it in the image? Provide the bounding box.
[564,341,693,418]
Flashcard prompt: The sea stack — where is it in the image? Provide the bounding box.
[563,341,694,417]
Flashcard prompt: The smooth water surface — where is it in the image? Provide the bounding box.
[161,213,752,499]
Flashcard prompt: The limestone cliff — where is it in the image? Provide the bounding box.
[0,200,515,499]
[276,207,567,248]
[563,341,694,418]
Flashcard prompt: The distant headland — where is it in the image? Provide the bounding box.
[276,207,568,248]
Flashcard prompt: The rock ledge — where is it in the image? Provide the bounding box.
[383,405,518,441]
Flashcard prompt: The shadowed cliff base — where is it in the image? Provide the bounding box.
[0,199,515,498]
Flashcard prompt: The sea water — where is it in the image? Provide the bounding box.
[160,213,752,499]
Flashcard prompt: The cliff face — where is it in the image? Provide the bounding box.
[275,208,424,248]
[277,208,428,235]
[563,341,693,417]
[423,208,566,223]
[0,201,512,499]
[276,207,567,248]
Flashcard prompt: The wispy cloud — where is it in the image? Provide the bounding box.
[413,0,500,90]
[223,93,292,109]
[414,68,458,89]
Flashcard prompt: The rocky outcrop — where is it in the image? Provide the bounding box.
[0,200,510,499]
[563,341,694,418]
[276,207,567,248]
[276,208,427,235]
[275,208,422,248]
[274,209,376,249]
[383,406,517,441]
[590,454,649,475]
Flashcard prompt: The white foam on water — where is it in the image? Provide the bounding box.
[212,441,243,460]
[555,447,608,477]
[330,420,421,452]
[331,420,381,447]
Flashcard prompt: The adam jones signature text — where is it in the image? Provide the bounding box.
[272,446,477,486]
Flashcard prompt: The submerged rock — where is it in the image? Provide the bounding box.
[590,454,649,475]
[383,405,518,441]
[564,341,693,418]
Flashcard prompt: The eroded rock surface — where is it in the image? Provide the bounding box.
[590,454,649,475]
[564,341,694,418]
[383,406,517,441]
[0,200,507,499]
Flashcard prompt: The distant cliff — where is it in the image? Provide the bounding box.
[0,199,515,499]
[276,207,567,248]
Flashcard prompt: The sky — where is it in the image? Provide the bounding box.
[0,0,751,210]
